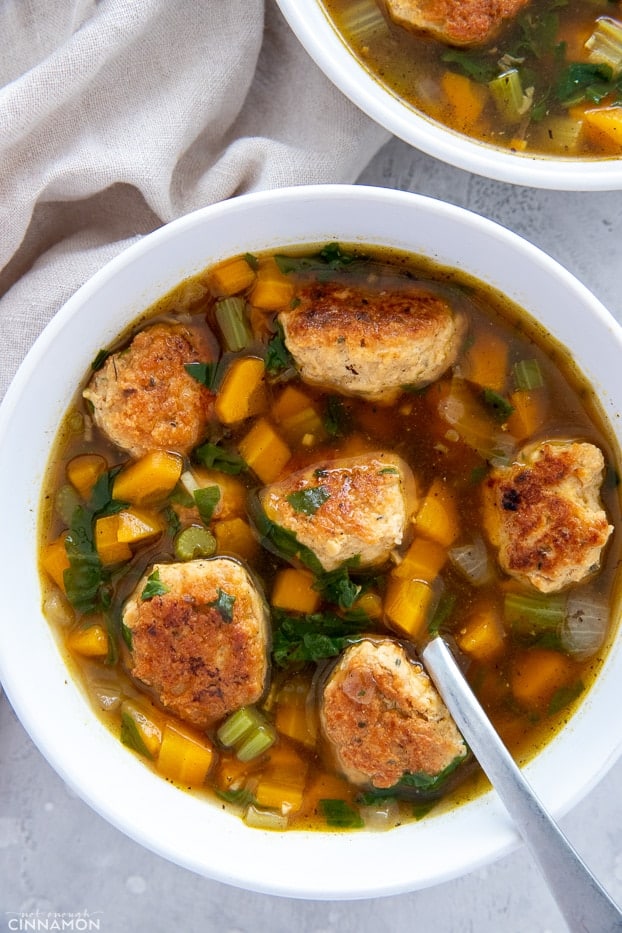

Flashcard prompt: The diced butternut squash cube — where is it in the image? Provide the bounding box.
[393,536,447,582]
[112,450,183,506]
[209,256,256,296]
[255,778,305,814]
[67,623,109,658]
[461,330,508,391]
[95,514,132,565]
[214,516,259,562]
[352,590,383,620]
[441,70,487,128]
[414,478,460,547]
[191,468,247,519]
[582,106,622,154]
[275,674,317,748]
[238,418,291,483]
[510,649,576,711]
[271,568,321,614]
[384,575,434,640]
[456,598,506,662]
[249,258,295,310]
[41,535,70,591]
[272,384,314,422]
[156,722,215,786]
[279,406,327,447]
[120,700,163,759]
[214,356,268,424]
[66,454,107,500]
[506,389,548,441]
[255,743,309,813]
[116,507,164,544]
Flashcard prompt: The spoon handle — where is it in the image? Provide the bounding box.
[421,637,622,933]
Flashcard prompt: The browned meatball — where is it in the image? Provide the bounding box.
[122,558,270,729]
[384,0,531,47]
[83,322,215,458]
[483,440,613,593]
[278,280,466,403]
[320,639,467,789]
[257,452,418,572]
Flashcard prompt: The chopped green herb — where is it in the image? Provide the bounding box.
[216,787,257,808]
[91,348,111,372]
[121,620,133,651]
[319,798,364,829]
[194,485,221,524]
[271,608,369,667]
[63,468,128,613]
[394,753,467,797]
[441,50,498,84]
[286,485,330,515]
[244,252,259,271]
[184,361,220,391]
[141,569,170,601]
[265,322,294,376]
[481,388,515,420]
[323,395,349,437]
[120,712,154,759]
[194,441,247,475]
[428,592,457,636]
[314,559,362,610]
[249,499,324,574]
[208,588,236,622]
[548,680,584,716]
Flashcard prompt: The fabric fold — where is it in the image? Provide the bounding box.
[0,0,390,399]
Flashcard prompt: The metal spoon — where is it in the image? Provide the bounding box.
[422,636,622,933]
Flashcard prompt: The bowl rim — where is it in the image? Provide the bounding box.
[1,184,622,899]
[274,0,622,191]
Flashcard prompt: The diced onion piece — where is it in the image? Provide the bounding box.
[358,799,401,831]
[585,17,622,76]
[560,593,609,660]
[244,805,288,831]
[214,297,252,351]
[342,0,389,43]
[448,536,493,586]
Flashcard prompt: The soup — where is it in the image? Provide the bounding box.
[39,243,621,832]
[321,0,622,157]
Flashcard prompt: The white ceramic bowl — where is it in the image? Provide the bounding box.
[275,0,622,191]
[1,186,621,899]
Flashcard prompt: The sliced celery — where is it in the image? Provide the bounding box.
[342,0,389,44]
[174,525,216,561]
[586,17,622,76]
[513,358,544,391]
[217,706,263,746]
[504,591,567,637]
[214,297,252,351]
[489,69,532,124]
[236,723,277,762]
[217,705,276,761]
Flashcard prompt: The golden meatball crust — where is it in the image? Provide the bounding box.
[384,0,531,47]
[320,639,467,789]
[83,322,214,458]
[257,452,418,572]
[278,280,466,403]
[483,441,613,593]
[122,558,269,729]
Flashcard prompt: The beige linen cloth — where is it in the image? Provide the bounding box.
[0,0,389,399]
